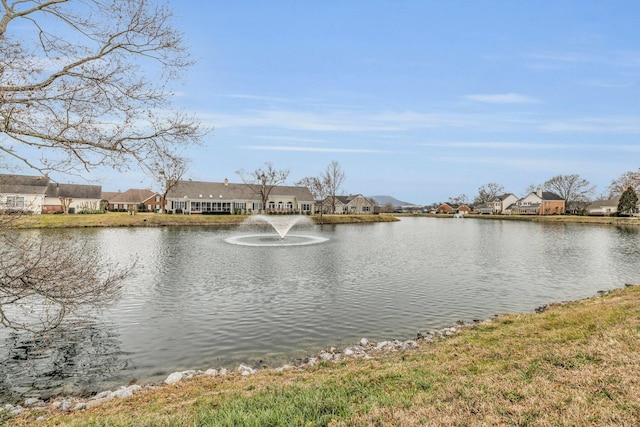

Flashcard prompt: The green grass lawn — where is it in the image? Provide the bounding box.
[3,212,399,229]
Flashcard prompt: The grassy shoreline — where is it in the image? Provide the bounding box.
[7,284,639,426]
[2,212,399,229]
[4,212,640,230]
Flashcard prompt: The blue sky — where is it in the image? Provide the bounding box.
[67,2,640,203]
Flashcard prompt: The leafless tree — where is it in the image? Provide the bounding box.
[0,0,204,175]
[608,169,640,198]
[0,227,134,332]
[236,162,290,213]
[448,194,469,206]
[473,182,505,206]
[0,0,202,330]
[295,175,330,222]
[323,161,346,214]
[146,147,189,213]
[543,174,595,214]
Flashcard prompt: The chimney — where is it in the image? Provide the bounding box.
[536,188,542,198]
[224,178,229,186]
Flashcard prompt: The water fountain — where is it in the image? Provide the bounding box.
[225,215,328,247]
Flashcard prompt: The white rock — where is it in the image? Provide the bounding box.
[24,397,46,408]
[93,391,112,400]
[204,368,218,376]
[360,338,370,347]
[72,402,86,411]
[164,372,183,385]
[181,370,197,379]
[219,368,228,376]
[375,340,389,350]
[237,364,256,376]
[344,348,355,356]
[319,351,333,361]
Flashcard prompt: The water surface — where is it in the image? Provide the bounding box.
[1,217,639,402]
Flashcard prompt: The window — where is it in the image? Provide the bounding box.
[5,195,25,208]
[155,196,160,202]
[363,206,370,212]
[301,203,311,211]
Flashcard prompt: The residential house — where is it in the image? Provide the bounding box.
[323,194,377,214]
[43,182,102,213]
[478,193,519,214]
[435,203,455,214]
[586,197,620,216]
[166,179,315,214]
[0,174,49,214]
[103,189,163,212]
[435,203,470,214]
[511,189,565,215]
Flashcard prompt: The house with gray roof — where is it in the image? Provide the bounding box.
[103,189,163,212]
[478,193,519,215]
[166,179,315,214]
[510,188,565,215]
[43,182,103,213]
[0,174,50,213]
[322,194,377,214]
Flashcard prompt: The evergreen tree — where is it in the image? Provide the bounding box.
[617,186,638,216]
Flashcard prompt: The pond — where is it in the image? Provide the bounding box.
[1,217,639,402]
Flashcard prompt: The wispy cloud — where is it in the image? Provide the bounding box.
[464,93,540,104]
[201,109,528,132]
[540,116,640,133]
[241,145,395,154]
[419,141,640,151]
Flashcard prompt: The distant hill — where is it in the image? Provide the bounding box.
[369,195,413,207]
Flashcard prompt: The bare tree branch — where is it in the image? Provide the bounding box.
[0,227,135,332]
[236,162,290,213]
[0,0,205,175]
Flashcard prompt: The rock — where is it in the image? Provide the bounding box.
[319,351,333,361]
[359,338,370,347]
[181,370,197,379]
[402,340,419,350]
[375,341,389,351]
[72,402,86,411]
[218,368,228,376]
[93,390,112,400]
[344,348,355,357]
[237,364,256,376]
[24,397,46,408]
[112,385,141,399]
[204,368,218,376]
[164,372,183,385]
[60,400,74,412]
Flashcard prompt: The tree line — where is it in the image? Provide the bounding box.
[446,171,640,216]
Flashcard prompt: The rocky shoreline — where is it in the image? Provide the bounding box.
[2,322,469,419]
[5,285,630,423]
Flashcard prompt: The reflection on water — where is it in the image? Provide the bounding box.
[0,321,131,402]
[1,218,639,403]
